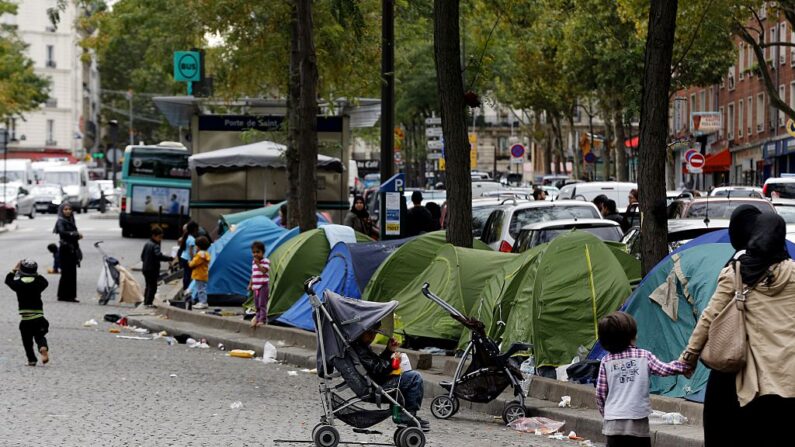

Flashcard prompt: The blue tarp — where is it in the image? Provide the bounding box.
[207,216,287,297]
[277,238,409,330]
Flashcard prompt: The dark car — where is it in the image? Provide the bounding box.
[672,198,775,220]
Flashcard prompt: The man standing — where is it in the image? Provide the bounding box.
[405,191,433,237]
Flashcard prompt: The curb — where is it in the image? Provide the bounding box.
[126,292,704,447]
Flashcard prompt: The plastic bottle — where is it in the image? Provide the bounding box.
[661,413,688,425]
[519,355,536,396]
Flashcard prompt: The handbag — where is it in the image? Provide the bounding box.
[700,261,748,373]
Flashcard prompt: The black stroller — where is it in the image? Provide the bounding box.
[303,277,427,447]
[421,283,530,424]
[94,241,120,305]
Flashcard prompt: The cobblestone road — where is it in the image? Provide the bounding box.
[0,214,595,446]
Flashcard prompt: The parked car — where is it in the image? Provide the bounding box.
[471,180,503,198]
[709,186,763,198]
[362,173,381,189]
[623,218,731,258]
[30,183,67,213]
[671,198,775,220]
[512,219,623,253]
[772,198,795,242]
[480,200,602,251]
[0,184,36,219]
[403,189,447,207]
[763,176,795,199]
[541,175,572,189]
[557,181,638,211]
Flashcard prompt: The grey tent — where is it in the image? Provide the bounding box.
[188,140,343,174]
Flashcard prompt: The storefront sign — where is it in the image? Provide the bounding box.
[198,115,343,132]
[690,112,722,135]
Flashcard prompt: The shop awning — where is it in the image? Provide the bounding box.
[703,149,730,173]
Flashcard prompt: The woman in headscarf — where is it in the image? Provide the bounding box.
[680,212,795,446]
[343,195,372,236]
[53,202,82,302]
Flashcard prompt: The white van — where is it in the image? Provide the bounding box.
[42,164,90,212]
[557,182,638,212]
[0,159,33,185]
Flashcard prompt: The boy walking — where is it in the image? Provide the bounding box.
[141,227,174,307]
[5,260,50,366]
[188,236,211,309]
[596,312,690,447]
[248,240,270,327]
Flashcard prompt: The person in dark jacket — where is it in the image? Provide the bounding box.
[344,195,373,236]
[352,323,429,430]
[141,226,174,307]
[5,260,50,366]
[405,191,433,237]
[601,199,625,225]
[53,203,81,302]
[425,202,442,232]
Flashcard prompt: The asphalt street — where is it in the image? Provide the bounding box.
[0,213,593,446]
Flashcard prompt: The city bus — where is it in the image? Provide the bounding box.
[119,142,191,237]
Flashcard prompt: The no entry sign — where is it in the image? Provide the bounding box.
[687,153,705,174]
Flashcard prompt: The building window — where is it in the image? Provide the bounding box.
[747,96,753,135]
[728,103,735,140]
[757,93,765,133]
[719,106,725,138]
[45,97,57,108]
[728,66,736,90]
[690,94,696,117]
[739,43,745,79]
[46,119,55,145]
[781,23,788,65]
[738,100,744,137]
[790,82,795,113]
[699,91,706,112]
[46,45,56,68]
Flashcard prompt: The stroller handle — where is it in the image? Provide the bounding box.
[94,241,104,248]
[304,276,322,295]
[421,282,467,320]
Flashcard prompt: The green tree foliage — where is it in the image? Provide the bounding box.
[0,1,50,120]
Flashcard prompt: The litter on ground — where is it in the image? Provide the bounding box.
[230,401,243,409]
[260,342,278,364]
[83,319,98,327]
[558,395,571,408]
[287,371,298,376]
[228,349,256,359]
[115,335,151,341]
[508,417,566,435]
[650,410,688,425]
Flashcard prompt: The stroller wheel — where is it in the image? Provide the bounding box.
[501,401,526,425]
[393,428,404,446]
[312,424,340,447]
[430,395,457,419]
[398,427,426,447]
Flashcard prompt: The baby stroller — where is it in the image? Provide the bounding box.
[305,277,427,447]
[95,241,120,305]
[421,283,529,424]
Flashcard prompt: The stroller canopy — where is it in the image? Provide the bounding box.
[207,216,287,297]
[269,226,371,318]
[317,290,399,364]
[362,231,491,305]
[495,231,632,368]
[371,244,515,341]
[277,239,410,331]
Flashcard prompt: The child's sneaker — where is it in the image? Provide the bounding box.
[39,347,49,364]
[26,361,36,366]
[194,302,208,309]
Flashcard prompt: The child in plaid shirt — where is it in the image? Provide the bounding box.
[596,312,691,447]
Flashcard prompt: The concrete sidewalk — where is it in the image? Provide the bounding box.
[129,284,704,447]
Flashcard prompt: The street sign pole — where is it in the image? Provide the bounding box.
[380,0,395,185]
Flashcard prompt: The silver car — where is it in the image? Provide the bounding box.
[31,183,68,213]
[0,184,36,219]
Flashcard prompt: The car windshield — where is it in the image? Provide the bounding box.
[775,205,795,224]
[766,182,795,199]
[684,201,773,219]
[0,171,25,183]
[509,205,600,238]
[712,189,760,198]
[32,186,61,196]
[43,172,79,186]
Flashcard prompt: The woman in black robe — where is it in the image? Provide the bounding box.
[54,203,82,302]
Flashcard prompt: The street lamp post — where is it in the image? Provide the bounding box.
[109,120,119,186]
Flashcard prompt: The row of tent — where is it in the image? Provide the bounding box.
[210,207,795,401]
[207,210,643,371]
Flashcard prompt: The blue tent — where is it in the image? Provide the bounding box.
[277,238,409,330]
[207,216,287,298]
[588,229,795,402]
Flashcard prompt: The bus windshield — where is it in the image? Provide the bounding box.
[127,149,190,179]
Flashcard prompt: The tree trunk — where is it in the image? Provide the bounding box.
[296,0,319,232]
[433,0,471,248]
[613,105,628,182]
[552,115,566,175]
[638,0,678,275]
[286,4,301,229]
[602,111,612,181]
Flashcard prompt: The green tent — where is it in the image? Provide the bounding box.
[362,231,490,304]
[269,228,371,317]
[492,231,632,367]
[374,244,515,341]
[605,242,642,286]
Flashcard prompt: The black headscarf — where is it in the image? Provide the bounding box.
[738,213,790,286]
[351,195,369,219]
[728,204,762,251]
[53,202,77,234]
